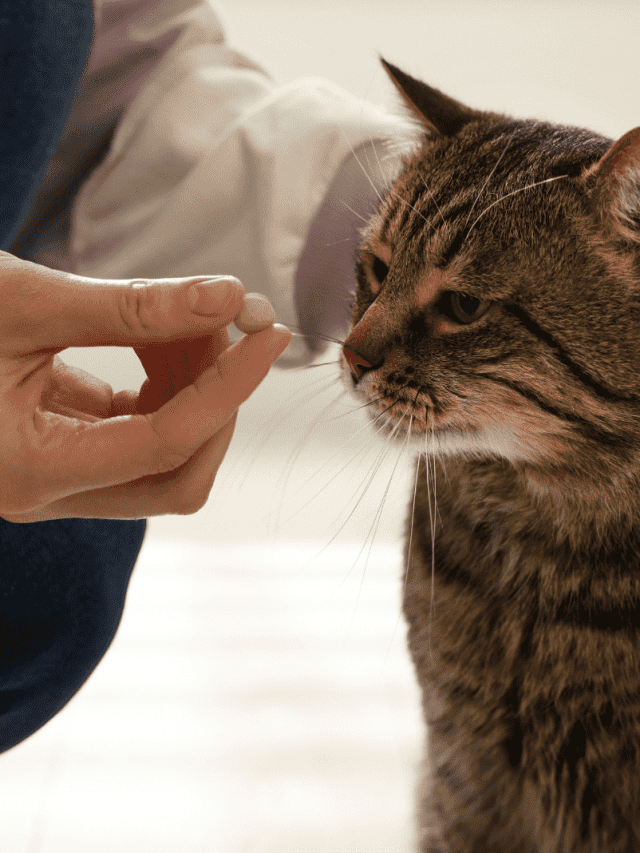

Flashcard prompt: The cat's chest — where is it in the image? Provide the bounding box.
[404,460,640,721]
[407,457,534,600]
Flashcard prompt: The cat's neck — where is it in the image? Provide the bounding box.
[429,454,640,558]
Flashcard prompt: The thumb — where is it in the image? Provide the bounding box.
[0,253,245,355]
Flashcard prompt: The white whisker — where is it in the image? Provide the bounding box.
[324,236,358,248]
[274,390,351,523]
[388,187,430,225]
[290,360,342,372]
[382,415,420,673]
[420,174,445,227]
[425,428,436,665]
[344,407,412,646]
[464,132,517,230]
[405,435,419,608]
[340,128,386,206]
[296,398,410,578]
[285,397,401,504]
[367,137,395,194]
[430,424,437,621]
[466,174,568,238]
[273,401,401,531]
[274,438,373,531]
[315,434,398,594]
[215,375,340,501]
[430,419,443,529]
[340,198,371,225]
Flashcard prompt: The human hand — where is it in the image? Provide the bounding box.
[0,252,291,522]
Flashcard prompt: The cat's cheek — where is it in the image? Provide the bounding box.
[434,319,452,336]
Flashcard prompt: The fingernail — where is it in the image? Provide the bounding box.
[187,277,243,315]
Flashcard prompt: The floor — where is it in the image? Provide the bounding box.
[1,356,423,853]
[3,0,640,850]
[0,541,421,853]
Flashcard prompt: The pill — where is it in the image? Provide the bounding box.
[234,292,276,333]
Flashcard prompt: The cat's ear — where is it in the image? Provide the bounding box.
[380,57,484,136]
[584,127,640,242]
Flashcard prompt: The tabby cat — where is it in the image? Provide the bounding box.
[341,58,640,852]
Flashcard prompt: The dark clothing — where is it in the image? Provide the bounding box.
[0,0,146,751]
[0,518,146,751]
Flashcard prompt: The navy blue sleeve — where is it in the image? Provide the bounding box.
[0,0,93,249]
[0,0,147,752]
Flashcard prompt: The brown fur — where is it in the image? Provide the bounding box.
[342,59,640,851]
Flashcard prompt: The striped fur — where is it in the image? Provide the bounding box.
[342,60,640,851]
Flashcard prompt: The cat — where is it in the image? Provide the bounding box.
[341,58,640,852]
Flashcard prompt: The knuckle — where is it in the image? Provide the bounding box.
[118,281,158,335]
[159,481,208,516]
[178,483,213,515]
[166,469,217,516]
[143,413,193,474]
[143,413,219,514]
[152,448,193,475]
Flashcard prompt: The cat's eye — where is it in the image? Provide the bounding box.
[437,291,491,325]
[371,255,389,286]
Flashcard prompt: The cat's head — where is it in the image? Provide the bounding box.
[342,59,640,492]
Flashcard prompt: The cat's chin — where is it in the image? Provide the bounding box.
[427,427,536,464]
[374,412,539,465]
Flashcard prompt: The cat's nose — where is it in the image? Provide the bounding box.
[342,345,374,382]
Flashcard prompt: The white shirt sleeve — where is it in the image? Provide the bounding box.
[70,0,412,362]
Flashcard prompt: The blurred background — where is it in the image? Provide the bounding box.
[2,1,639,850]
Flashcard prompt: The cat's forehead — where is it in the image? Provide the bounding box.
[361,119,615,309]
[416,118,610,179]
[374,118,612,260]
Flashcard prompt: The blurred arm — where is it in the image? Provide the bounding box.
[12,0,409,363]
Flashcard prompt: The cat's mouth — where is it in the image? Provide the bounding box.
[341,355,536,463]
[372,394,434,435]
[356,385,529,462]
[342,362,438,439]
[359,388,495,459]
[341,348,428,430]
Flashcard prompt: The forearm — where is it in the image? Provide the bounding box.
[12,0,411,363]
